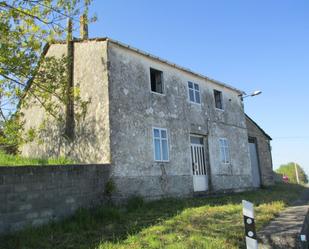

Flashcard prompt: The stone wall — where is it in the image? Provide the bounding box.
[108,41,252,198]
[0,164,111,234]
[246,117,274,186]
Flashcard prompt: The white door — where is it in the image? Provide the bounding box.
[249,139,261,188]
[190,136,208,192]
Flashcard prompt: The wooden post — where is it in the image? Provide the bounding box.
[295,162,300,184]
[243,200,258,249]
[65,18,75,140]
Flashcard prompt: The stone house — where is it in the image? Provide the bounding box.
[20,37,273,199]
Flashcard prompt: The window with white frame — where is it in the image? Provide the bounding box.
[153,128,169,161]
[188,81,201,104]
[219,138,230,164]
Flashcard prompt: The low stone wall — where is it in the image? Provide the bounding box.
[0,164,111,234]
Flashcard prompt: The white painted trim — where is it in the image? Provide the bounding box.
[219,137,231,164]
[152,127,170,162]
[187,81,201,105]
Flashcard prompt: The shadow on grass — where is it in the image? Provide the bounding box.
[0,183,306,249]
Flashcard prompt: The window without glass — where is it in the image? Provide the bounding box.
[188,82,201,104]
[153,128,169,161]
[219,138,230,164]
[214,90,223,110]
[150,68,163,94]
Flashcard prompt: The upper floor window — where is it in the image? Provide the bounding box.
[214,90,223,110]
[153,128,169,162]
[150,68,164,94]
[219,138,230,164]
[188,82,201,104]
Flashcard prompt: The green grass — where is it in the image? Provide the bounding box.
[0,183,305,249]
[0,151,74,166]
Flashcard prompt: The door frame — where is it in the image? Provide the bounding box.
[189,133,212,192]
[248,136,262,187]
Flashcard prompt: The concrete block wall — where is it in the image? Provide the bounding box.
[0,164,111,234]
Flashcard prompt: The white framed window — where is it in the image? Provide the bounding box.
[188,81,201,104]
[153,128,169,162]
[219,138,230,164]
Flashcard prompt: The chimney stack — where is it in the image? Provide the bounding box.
[80,14,88,39]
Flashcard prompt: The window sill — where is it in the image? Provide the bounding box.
[151,91,165,96]
[215,108,225,112]
[189,101,202,106]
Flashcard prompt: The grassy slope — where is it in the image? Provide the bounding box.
[0,183,305,249]
[0,152,73,166]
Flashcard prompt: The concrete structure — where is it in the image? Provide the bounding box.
[0,164,111,234]
[246,115,274,186]
[20,38,273,199]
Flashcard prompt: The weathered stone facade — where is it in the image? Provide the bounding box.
[21,41,111,163]
[20,38,271,199]
[246,115,274,186]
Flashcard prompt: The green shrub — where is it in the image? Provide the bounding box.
[127,195,144,212]
[104,179,116,197]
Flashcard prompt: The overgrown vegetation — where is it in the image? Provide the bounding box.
[0,183,305,249]
[0,151,73,166]
[0,0,95,151]
[276,162,308,184]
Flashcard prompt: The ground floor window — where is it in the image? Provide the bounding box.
[153,128,169,162]
[219,138,230,164]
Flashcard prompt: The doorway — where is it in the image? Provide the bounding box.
[190,135,208,191]
[248,137,261,187]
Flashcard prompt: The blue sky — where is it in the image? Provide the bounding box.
[87,0,309,173]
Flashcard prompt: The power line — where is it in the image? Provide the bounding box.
[272,136,309,139]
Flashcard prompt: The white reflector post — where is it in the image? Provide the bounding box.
[242,200,258,249]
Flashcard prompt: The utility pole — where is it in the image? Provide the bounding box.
[64,18,75,140]
[294,162,300,184]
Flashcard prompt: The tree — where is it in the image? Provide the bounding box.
[0,0,93,151]
[276,162,308,184]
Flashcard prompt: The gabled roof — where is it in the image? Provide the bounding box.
[245,114,272,140]
[52,37,245,95]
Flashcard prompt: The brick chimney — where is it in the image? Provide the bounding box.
[80,14,88,39]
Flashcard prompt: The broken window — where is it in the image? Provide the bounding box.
[214,90,223,110]
[150,68,164,94]
[219,138,230,164]
[188,82,201,104]
[153,128,169,161]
